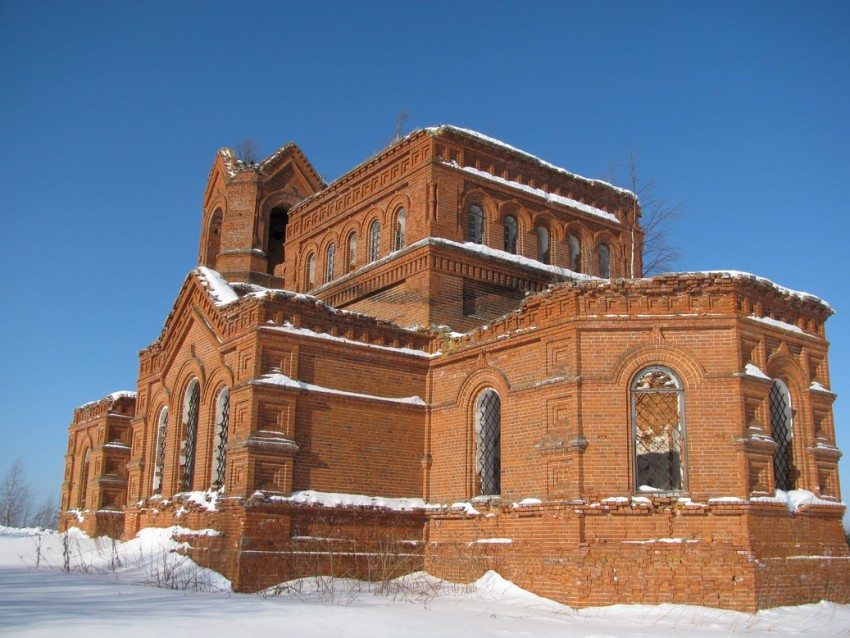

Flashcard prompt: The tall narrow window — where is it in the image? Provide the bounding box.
[632,367,685,492]
[369,220,381,262]
[475,389,501,496]
[152,407,168,493]
[569,235,581,272]
[267,207,288,276]
[325,243,336,284]
[394,209,406,251]
[504,215,518,254]
[468,205,484,244]
[769,379,796,491]
[211,389,230,489]
[205,209,223,269]
[179,379,200,492]
[306,253,316,288]
[79,448,91,508]
[598,243,610,278]
[537,226,550,264]
[347,232,357,273]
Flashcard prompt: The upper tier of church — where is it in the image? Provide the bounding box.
[198,126,644,332]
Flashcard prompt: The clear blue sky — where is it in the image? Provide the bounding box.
[2,1,849,522]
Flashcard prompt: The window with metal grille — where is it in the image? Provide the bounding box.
[369,220,381,262]
[632,366,685,492]
[569,235,581,272]
[306,253,316,288]
[211,389,230,489]
[468,205,484,244]
[504,215,518,254]
[79,448,91,508]
[598,243,610,278]
[347,232,357,272]
[180,380,200,492]
[152,407,168,493]
[537,226,550,264]
[475,389,501,496]
[394,209,406,251]
[325,243,335,284]
[769,379,796,491]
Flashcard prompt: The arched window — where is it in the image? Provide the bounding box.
[504,215,518,254]
[306,252,317,288]
[632,366,685,492]
[468,205,484,244]
[475,389,501,496]
[79,448,91,508]
[536,226,550,264]
[569,235,581,272]
[211,389,230,489]
[769,379,796,491]
[598,243,610,278]
[325,243,336,284]
[369,220,381,262]
[394,209,406,251]
[205,209,223,269]
[179,379,200,492]
[152,407,168,493]
[347,232,358,273]
[267,207,288,276]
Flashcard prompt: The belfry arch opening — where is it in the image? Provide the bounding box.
[267,207,289,276]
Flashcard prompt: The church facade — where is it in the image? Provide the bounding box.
[61,126,849,611]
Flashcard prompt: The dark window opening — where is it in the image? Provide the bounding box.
[267,207,288,276]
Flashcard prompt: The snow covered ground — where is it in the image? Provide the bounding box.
[1,526,849,637]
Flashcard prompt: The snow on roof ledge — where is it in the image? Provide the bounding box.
[661,270,831,310]
[77,390,137,411]
[427,125,637,199]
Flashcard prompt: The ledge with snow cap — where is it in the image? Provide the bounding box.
[139,267,435,370]
[442,270,833,355]
[72,391,137,425]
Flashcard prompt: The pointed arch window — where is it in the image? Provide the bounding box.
[306,252,317,288]
[504,215,518,254]
[536,226,550,264]
[211,389,230,489]
[179,379,200,492]
[632,366,685,492]
[347,232,358,273]
[569,235,581,272]
[598,243,610,278]
[468,205,484,244]
[152,407,168,493]
[769,379,796,491]
[369,220,381,262]
[394,209,406,251]
[325,243,336,284]
[475,389,501,496]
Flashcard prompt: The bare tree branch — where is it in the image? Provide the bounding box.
[608,152,682,277]
[234,138,260,164]
[1,460,32,527]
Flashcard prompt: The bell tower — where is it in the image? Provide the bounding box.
[198,143,325,288]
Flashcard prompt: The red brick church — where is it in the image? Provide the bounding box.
[60,126,849,610]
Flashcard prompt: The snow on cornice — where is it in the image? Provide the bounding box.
[259,323,432,358]
[267,490,425,511]
[748,314,809,336]
[427,125,637,199]
[668,270,831,311]
[250,371,426,406]
[440,160,620,224]
[196,266,239,307]
[76,390,137,411]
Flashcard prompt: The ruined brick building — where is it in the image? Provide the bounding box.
[60,126,849,611]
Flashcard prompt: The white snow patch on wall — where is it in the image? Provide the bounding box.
[196,266,239,306]
[269,490,425,511]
